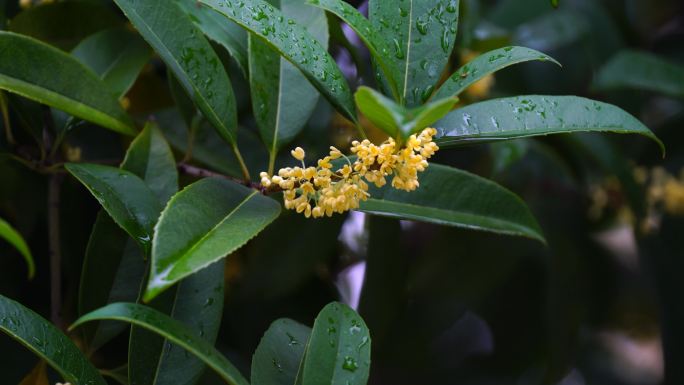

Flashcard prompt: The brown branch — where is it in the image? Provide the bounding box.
[48,173,64,330]
[177,163,267,193]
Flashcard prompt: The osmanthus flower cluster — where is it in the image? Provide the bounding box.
[260,128,439,218]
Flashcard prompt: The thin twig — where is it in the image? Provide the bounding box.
[48,173,64,330]
[177,162,266,192]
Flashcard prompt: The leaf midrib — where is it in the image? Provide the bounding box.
[401,0,414,105]
[159,190,259,279]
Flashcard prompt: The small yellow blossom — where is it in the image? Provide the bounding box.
[291,147,305,161]
[262,128,439,218]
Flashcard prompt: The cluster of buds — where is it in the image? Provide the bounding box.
[260,128,439,218]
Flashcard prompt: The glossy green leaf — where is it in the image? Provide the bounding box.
[298,302,371,385]
[65,163,162,254]
[307,0,399,100]
[434,96,664,154]
[354,86,404,138]
[72,28,152,98]
[121,123,179,204]
[431,46,561,101]
[130,262,224,385]
[0,295,107,385]
[250,0,328,160]
[9,0,122,50]
[70,303,249,385]
[78,123,176,351]
[369,0,460,106]
[360,164,545,242]
[0,32,135,135]
[176,0,248,77]
[355,86,457,138]
[593,50,684,98]
[113,0,239,144]
[0,217,34,279]
[145,178,281,301]
[252,318,311,385]
[200,0,357,122]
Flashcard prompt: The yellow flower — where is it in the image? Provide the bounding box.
[262,128,439,218]
[290,147,305,161]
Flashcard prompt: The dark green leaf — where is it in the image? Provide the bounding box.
[121,123,178,204]
[200,0,357,122]
[130,262,225,385]
[9,0,122,50]
[431,46,560,101]
[70,303,249,385]
[65,163,162,253]
[434,95,664,154]
[369,0,460,106]
[513,9,589,51]
[0,216,34,279]
[79,212,145,352]
[145,178,281,301]
[71,28,152,98]
[593,50,684,98]
[0,294,107,385]
[0,32,135,135]
[360,163,545,242]
[176,0,248,77]
[113,0,239,144]
[78,123,176,350]
[307,0,399,100]
[250,0,329,160]
[252,318,311,385]
[298,302,371,385]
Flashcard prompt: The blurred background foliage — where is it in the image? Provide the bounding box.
[1,0,683,384]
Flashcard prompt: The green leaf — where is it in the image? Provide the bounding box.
[431,46,561,101]
[434,95,665,154]
[121,123,179,204]
[252,319,311,385]
[70,303,249,385]
[355,86,457,138]
[0,32,135,135]
[0,217,34,279]
[129,262,225,385]
[250,0,329,160]
[145,178,281,301]
[298,302,371,385]
[360,163,545,242]
[113,0,239,144]
[0,295,107,385]
[71,28,152,98]
[307,0,400,100]
[79,212,145,352]
[513,9,589,51]
[78,123,176,350]
[593,50,684,98]
[9,0,122,50]
[354,86,404,138]
[176,0,248,77]
[65,163,162,254]
[407,95,458,135]
[369,0,460,106]
[199,0,357,122]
